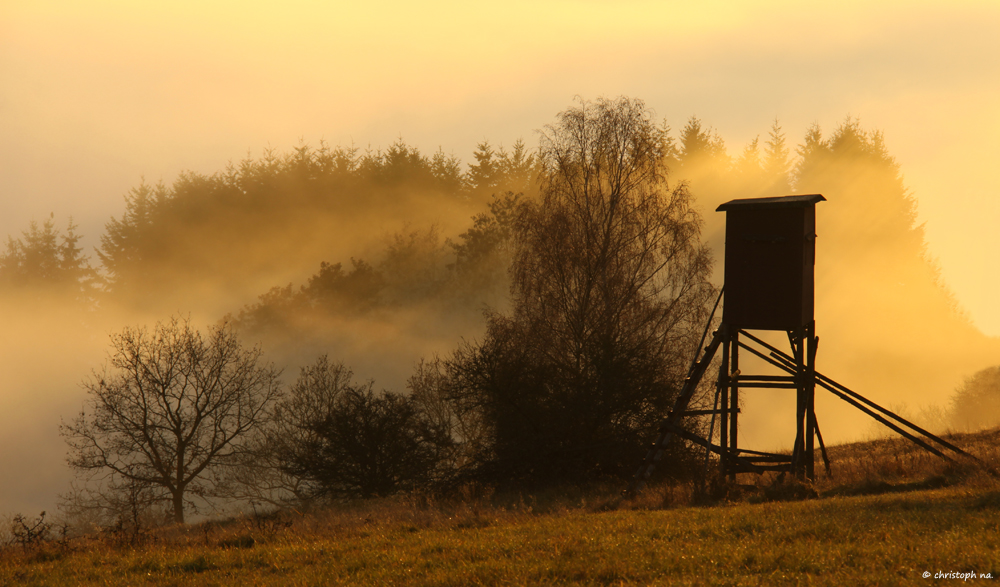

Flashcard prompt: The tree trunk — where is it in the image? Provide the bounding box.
[172,490,185,524]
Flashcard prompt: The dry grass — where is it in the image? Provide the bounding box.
[3,428,1000,586]
[814,427,1000,495]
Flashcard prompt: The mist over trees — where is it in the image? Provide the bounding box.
[0,139,538,318]
[0,215,95,303]
[0,94,996,523]
[664,115,997,422]
[792,120,990,413]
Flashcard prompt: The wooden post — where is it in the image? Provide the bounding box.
[805,322,817,480]
[729,329,740,482]
[790,327,807,478]
[719,323,730,478]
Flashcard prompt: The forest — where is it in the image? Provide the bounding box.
[2,96,998,527]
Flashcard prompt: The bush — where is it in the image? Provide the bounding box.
[270,356,451,500]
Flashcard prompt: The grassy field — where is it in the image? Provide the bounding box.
[4,430,1000,586]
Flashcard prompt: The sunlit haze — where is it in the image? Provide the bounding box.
[1,0,998,515]
[3,0,998,332]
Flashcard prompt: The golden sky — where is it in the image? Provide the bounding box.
[2,0,999,333]
[0,0,998,518]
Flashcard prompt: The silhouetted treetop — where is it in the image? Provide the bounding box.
[763,119,792,194]
[794,118,919,255]
[96,180,168,294]
[679,117,728,166]
[466,139,540,202]
[0,214,95,302]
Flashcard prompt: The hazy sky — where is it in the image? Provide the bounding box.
[1,0,999,519]
[2,0,998,335]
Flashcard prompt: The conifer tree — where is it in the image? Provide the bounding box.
[763,119,792,194]
[96,180,166,293]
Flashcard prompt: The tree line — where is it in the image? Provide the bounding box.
[27,95,998,527]
[0,138,539,314]
[0,112,796,316]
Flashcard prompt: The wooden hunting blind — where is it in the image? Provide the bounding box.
[626,194,977,496]
[717,194,824,331]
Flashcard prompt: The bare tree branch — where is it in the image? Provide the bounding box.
[61,316,281,524]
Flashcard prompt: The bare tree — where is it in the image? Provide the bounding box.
[61,316,281,524]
